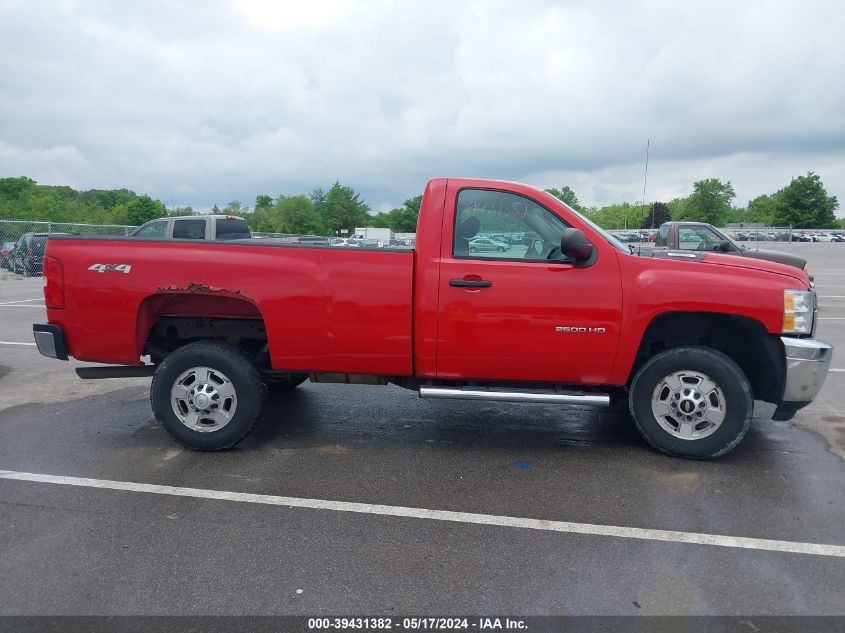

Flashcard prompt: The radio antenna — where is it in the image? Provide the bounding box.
[635,138,650,255]
[640,138,650,221]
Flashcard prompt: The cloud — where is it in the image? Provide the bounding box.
[0,0,842,212]
[0,143,91,189]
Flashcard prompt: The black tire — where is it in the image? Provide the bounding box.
[628,346,752,458]
[496,246,505,252]
[267,373,308,394]
[150,340,267,450]
[469,247,478,253]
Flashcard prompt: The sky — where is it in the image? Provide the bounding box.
[1,0,843,214]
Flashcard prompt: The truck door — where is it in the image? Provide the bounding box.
[435,185,623,385]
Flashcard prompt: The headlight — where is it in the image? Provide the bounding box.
[783,289,814,334]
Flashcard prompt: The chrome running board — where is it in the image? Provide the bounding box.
[419,385,610,407]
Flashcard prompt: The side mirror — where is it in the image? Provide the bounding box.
[717,239,734,252]
[560,228,595,262]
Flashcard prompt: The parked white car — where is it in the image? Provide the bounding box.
[469,237,511,253]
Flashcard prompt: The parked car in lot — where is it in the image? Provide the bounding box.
[0,241,16,269]
[34,177,831,459]
[468,237,511,253]
[8,233,68,276]
[131,215,251,240]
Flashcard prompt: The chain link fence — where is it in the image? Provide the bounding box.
[0,219,137,279]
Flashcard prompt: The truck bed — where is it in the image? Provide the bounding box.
[46,237,415,375]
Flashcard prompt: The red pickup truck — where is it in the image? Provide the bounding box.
[33,178,832,458]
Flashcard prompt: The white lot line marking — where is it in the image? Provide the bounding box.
[0,304,45,308]
[818,318,845,320]
[0,470,844,559]
[830,368,845,373]
[0,341,35,346]
[0,298,42,304]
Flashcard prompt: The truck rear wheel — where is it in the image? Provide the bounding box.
[150,341,267,450]
[628,346,752,458]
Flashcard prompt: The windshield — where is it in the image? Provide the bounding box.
[714,228,745,250]
[543,192,628,253]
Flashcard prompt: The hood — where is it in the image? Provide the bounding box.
[644,249,809,286]
[739,247,807,270]
[701,251,809,284]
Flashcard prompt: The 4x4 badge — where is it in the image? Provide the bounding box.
[88,264,132,274]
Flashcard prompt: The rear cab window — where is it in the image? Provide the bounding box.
[215,218,251,240]
[31,236,48,252]
[173,219,207,240]
[656,224,669,246]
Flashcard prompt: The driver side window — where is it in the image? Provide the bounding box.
[453,189,569,261]
[679,225,723,250]
[678,228,702,250]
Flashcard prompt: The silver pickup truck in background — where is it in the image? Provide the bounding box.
[130,215,252,240]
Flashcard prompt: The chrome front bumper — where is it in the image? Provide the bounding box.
[781,336,832,403]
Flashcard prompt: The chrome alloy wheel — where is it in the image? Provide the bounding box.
[170,366,237,432]
[650,370,726,440]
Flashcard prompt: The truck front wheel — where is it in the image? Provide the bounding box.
[150,341,267,450]
[628,347,752,458]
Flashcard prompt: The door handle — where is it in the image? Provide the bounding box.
[449,278,492,288]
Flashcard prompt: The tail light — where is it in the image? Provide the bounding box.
[43,256,64,309]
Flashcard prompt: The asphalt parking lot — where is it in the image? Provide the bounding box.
[0,244,843,617]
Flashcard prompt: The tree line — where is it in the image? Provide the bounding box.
[551,172,840,230]
[224,184,422,236]
[0,176,420,236]
[0,171,840,234]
